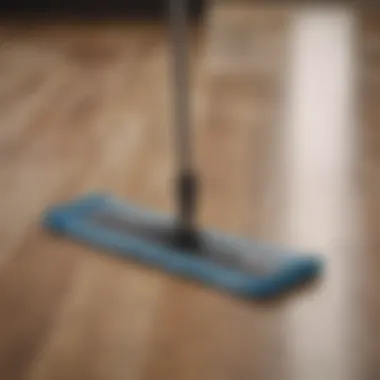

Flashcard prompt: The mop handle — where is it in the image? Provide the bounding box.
[169,0,193,171]
[169,0,199,242]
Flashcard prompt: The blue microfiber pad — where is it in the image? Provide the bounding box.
[43,194,323,299]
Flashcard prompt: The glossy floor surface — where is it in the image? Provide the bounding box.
[0,3,377,380]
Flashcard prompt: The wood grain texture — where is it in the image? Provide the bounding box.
[0,3,377,380]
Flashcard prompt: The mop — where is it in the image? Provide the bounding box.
[43,0,323,299]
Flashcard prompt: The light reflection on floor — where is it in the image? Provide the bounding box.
[282,7,358,380]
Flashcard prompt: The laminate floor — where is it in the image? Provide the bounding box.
[0,3,377,380]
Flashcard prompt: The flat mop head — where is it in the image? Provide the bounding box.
[43,194,323,299]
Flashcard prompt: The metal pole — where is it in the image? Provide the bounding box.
[169,0,199,247]
[169,0,193,171]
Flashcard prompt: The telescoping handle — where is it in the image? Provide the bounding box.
[169,0,199,248]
